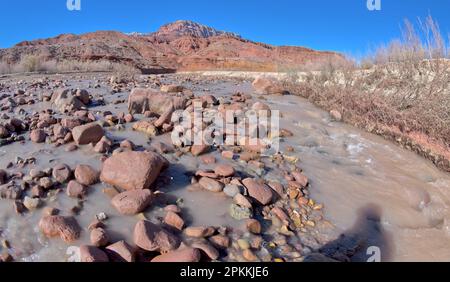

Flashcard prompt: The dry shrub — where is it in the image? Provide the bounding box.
[0,58,139,75]
[283,15,450,151]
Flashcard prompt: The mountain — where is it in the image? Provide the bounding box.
[0,20,345,73]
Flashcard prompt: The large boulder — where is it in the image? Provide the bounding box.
[252,76,288,95]
[38,215,81,243]
[111,189,153,215]
[242,178,273,205]
[51,89,86,113]
[127,88,187,115]
[72,123,104,145]
[100,151,168,191]
[133,220,180,252]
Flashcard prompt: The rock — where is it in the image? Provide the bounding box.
[223,184,241,197]
[72,122,104,145]
[291,171,308,187]
[111,189,153,215]
[252,76,288,95]
[52,163,72,183]
[133,220,180,252]
[229,203,252,220]
[105,241,135,262]
[90,227,109,247]
[233,194,252,209]
[39,215,81,243]
[100,151,168,191]
[191,241,219,260]
[191,144,210,156]
[23,196,40,210]
[330,110,342,121]
[66,180,87,198]
[268,181,284,197]
[94,137,111,153]
[51,89,85,112]
[214,164,235,177]
[199,177,224,192]
[151,247,201,262]
[164,204,181,213]
[184,226,215,238]
[39,177,54,189]
[243,249,258,261]
[164,211,185,231]
[128,88,187,115]
[75,89,90,105]
[30,129,46,143]
[160,84,184,93]
[246,219,262,234]
[209,235,230,249]
[242,178,273,205]
[79,245,109,262]
[74,165,99,185]
[132,120,157,136]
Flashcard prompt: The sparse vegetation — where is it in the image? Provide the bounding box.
[0,55,139,75]
[283,15,450,170]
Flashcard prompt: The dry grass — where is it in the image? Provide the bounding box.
[0,55,139,75]
[282,16,450,170]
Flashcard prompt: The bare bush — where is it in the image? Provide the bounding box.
[0,58,139,75]
[283,15,450,170]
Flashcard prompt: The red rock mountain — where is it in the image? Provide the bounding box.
[0,20,345,73]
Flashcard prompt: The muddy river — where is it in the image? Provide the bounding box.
[1,73,449,261]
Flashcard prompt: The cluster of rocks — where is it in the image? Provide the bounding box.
[0,74,327,262]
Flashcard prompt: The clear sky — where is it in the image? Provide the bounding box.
[1,0,449,57]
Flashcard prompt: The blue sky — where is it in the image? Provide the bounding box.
[1,0,449,57]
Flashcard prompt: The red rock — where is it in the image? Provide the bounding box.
[151,247,201,262]
[199,177,224,192]
[30,129,46,143]
[209,235,230,249]
[191,144,210,156]
[66,180,88,198]
[184,226,215,238]
[164,211,185,231]
[79,245,109,262]
[52,163,72,183]
[100,151,168,191]
[191,241,219,260]
[38,215,81,243]
[90,227,109,247]
[242,178,273,205]
[74,164,99,185]
[160,84,184,93]
[133,220,180,252]
[246,219,262,234]
[214,164,235,177]
[72,122,104,145]
[252,76,287,95]
[105,241,135,262]
[268,181,284,197]
[330,109,342,121]
[164,204,181,213]
[111,189,153,215]
[291,171,308,187]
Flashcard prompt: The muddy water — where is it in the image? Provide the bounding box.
[1,73,450,262]
[263,93,450,262]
